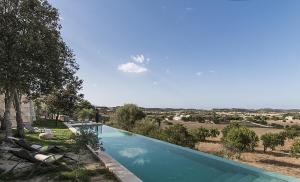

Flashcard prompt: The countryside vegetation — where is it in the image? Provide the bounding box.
[1,0,300,181]
[108,104,300,178]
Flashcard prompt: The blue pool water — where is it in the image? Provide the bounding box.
[80,125,299,182]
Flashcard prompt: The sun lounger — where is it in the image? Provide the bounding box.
[23,122,44,133]
[4,149,64,177]
[8,137,64,153]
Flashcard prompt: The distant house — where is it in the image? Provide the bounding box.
[173,114,190,121]
[0,95,36,127]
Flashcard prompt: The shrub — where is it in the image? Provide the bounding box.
[284,127,299,140]
[222,126,258,153]
[291,139,300,158]
[133,117,159,136]
[76,108,94,121]
[163,124,196,148]
[261,132,286,152]
[191,127,210,141]
[112,104,145,131]
[222,123,241,139]
[270,123,284,129]
[209,128,220,138]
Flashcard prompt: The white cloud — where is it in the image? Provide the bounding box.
[131,54,147,63]
[196,72,203,76]
[119,148,147,158]
[153,81,158,85]
[209,70,216,73]
[185,7,193,11]
[118,62,147,73]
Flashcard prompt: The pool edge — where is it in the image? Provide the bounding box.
[63,122,143,182]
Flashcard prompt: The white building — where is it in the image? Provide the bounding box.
[285,116,293,121]
[0,95,36,127]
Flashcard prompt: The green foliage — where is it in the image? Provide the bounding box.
[222,125,259,153]
[132,117,159,136]
[57,168,116,182]
[76,99,94,111]
[209,128,220,137]
[182,115,205,122]
[112,104,146,131]
[45,77,84,119]
[0,0,80,137]
[270,123,284,129]
[77,108,94,121]
[191,127,210,141]
[222,123,241,139]
[261,132,286,152]
[72,126,99,154]
[246,116,268,125]
[25,119,74,149]
[284,127,299,139]
[163,124,196,148]
[290,139,300,158]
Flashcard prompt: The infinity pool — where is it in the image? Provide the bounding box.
[81,125,299,182]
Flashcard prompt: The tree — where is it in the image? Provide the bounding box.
[209,128,220,138]
[261,132,286,152]
[284,127,299,140]
[45,77,83,125]
[222,125,259,153]
[77,108,94,121]
[112,104,145,131]
[0,0,78,138]
[191,127,210,142]
[163,124,196,148]
[75,99,94,112]
[132,117,161,137]
[222,123,241,139]
[290,139,300,158]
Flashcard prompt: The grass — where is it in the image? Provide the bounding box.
[24,119,75,149]
[1,119,118,182]
[56,167,116,182]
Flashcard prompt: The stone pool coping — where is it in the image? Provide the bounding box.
[63,122,142,182]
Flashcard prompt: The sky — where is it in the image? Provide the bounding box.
[49,0,300,109]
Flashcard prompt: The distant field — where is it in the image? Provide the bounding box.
[163,120,284,137]
[162,120,300,178]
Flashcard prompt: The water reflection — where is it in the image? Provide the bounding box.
[119,147,147,158]
[133,158,150,166]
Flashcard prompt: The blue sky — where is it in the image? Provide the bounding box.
[49,0,300,109]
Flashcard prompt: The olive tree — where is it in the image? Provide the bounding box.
[290,139,300,158]
[163,124,196,148]
[112,104,145,131]
[191,127,210,142]
[261,132,286,152]
[0,0,79,138]
[222,124,259,153]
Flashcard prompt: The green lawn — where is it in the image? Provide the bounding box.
[1,119,117,182]
[25,119,75,149]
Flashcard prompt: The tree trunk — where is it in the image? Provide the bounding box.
[56,112,59,127]
[4,90,13,138]
[13,89,24,138]
[0,115,5,130]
